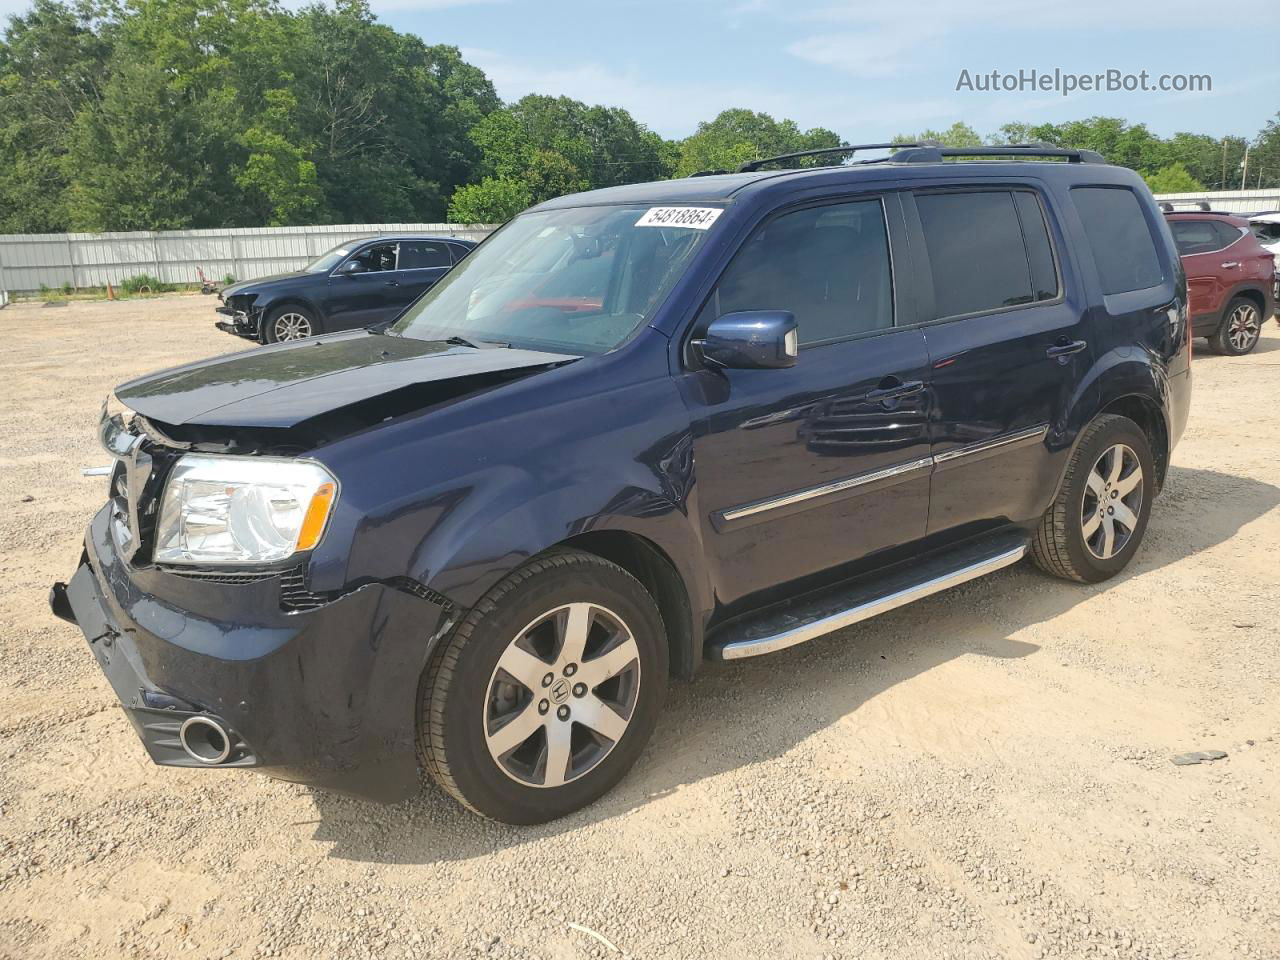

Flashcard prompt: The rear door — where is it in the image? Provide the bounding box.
[391,240,456,311]
[1169,217,1232,323]
[678,194,934,608]
[904,186,1089,535]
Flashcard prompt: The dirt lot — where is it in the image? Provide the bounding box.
[1,294,1278,960]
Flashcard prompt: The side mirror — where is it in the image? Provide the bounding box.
[339,259,366,275]
[694,311,798,370]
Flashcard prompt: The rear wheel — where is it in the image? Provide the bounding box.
[263,305,316,343]
[1032,414,1154,583]
[1208,296,1262,356]
[419,550,667,824]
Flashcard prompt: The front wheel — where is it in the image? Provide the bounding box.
[263,305,317,343]
[1032,414,1155,583]
[1209,296,1263,356]
[419,551,668,823]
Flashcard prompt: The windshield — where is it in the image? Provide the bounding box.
[389,205,716,354]
[304,243,353,274]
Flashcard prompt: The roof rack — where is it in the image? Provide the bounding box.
[731,141,1106,175]
[891,143,1106,164]
[735,141,941,173]
[1157,200,1213,213]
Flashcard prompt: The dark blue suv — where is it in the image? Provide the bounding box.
[215,234,477,343]
[52,144,1191,824]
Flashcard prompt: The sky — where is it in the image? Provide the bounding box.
[366,0,1279,142]
[1,0,1275,142]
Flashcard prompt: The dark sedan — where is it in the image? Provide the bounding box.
[216,235,478,343]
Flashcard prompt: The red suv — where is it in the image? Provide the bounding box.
[1162,207,1276,355]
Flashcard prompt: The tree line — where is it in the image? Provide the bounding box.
[1,0,1277,235]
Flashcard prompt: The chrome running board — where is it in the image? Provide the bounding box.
[707,532,1029,661]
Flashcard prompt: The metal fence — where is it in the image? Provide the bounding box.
[0,222,498,294]
[1153,188,1280,214]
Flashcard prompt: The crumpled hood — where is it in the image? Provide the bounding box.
[116,330,577,428]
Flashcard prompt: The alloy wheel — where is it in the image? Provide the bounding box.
[1226,303,1261,353]
[273,312,312,341]
[1081,443,1144,560]
[483,602,641,788]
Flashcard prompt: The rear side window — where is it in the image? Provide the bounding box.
[398,241,453,269]
[1072,187,1164,294]
[698,199,894,346]
[916,190,1058,318]
[1170,219,1225,255]
[1212,221,1245,249]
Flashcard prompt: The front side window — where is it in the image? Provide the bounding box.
[1071,187,1164,295]
[391,205,712,354]
[350,242,398,273]
[697,200,893,346]
[916,190,1057,319]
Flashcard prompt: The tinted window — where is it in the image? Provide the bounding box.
[1170,220,1224,255]
[699,200,893,346]
[916,191,1037,317]
[1013,191,1060,302]
[398,241,452,270]
[1212,221,1244,249]
[1072,187,1164,294]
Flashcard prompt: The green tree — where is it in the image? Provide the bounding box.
[675,108,840,176]
[447,176,530,222]
[895,122,982,147]
[0,0,112,232]
[1143,163,1204,194]
[236,88,325,225]
[1250,113,1280,189]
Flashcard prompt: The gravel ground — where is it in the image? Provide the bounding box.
[1,295,1278,960]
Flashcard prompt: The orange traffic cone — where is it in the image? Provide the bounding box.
[107,281,115,301]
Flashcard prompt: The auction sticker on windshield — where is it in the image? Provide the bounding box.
[635,207,723,230]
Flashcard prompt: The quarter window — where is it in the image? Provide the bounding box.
[1170,219,1228,255]
[916,190,1056,319]
[1071,187,1164,294]
[698,200,894,346]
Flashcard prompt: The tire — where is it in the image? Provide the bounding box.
[1032,414,1155,584]
[262,305,317,343]
[1208,296,1263,356]
[419,550,668,824]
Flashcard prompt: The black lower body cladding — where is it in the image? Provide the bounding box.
[54,505,451,802]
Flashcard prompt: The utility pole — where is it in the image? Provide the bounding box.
[1240,144,1250,191]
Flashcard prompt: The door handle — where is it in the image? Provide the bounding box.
[1046,339,1087,361]
[1221,261,1240,269]
[384,279,400,286]
[865,379,925,401]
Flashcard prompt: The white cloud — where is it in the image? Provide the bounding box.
[463,45,961,139]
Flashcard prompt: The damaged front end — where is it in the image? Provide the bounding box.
[52,393,457,802]
[214,292,262,340]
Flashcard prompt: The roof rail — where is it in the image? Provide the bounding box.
[735,141,942,173]
[891,143,1106,164]
[1157,200,1212,213]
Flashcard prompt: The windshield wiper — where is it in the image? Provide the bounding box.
[443,334,510,349]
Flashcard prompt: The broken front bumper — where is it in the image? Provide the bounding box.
[214,304,260,340]
[50,505,450,802]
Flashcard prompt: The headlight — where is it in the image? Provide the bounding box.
[100,391,140,457]
[154,455,338,565]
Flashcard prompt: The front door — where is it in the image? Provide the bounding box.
[678,196,934,609]
[903,186,1092,535]
[325,240,401,330]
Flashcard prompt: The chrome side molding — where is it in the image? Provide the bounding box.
[933,424,1049,465]
[716,542,1028,660]
[718,456,933,523]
